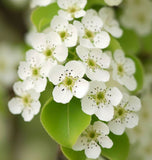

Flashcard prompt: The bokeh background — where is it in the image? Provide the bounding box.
[0,0,152,160]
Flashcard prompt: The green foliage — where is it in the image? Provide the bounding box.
[102,133,130,160]
[142,33,152,53]
[128,56,144,93]
[86,0,106,9]
[31,3,59,32]
[118,29,141,55]
[61,146,86,160]
[41,97,91,148]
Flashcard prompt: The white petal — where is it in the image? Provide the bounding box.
[31,101,41,115]
[81,96,97,115]
[51,16,68,32]
[13,81,25,96]
[73,21,85,36]
[58,10,73,21]
[8,98,24,114]
[106,87,123,106]
[28,89,40,100]
[95,104,114,121]
[125,96,141,112]
[73,79,89,98]
[53,85,73,104]
[85,141,101,159]
[65,60,86,78]
[26,49,45,67]
[80,38,94,48]
[120,75,137,91]
[98,136,113,148]
[53,44,68,62]
[74,10,86,18]
[72,136,87,151]
[48,65,65,85]
[64,24,78,47]
[108,118,125,135]
[89,81,107,94]
[76,45,89,61]
[86,68,110,82]
[124,113,139,128]
[22,107,34,122]
[113,49,125,64]
[94,31,110,49]
[123,58,136,75]
[93,121,109,135]
[104,0,122,6]
[33,77,47,93]
[97,52,111,68]
[18,61,31,80]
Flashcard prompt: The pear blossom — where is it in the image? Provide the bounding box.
[81,81,123,121]
[31,0,56,8]
[30,32,68,76]
[99,7,123,38]
[74,10,110,49]
[51,16,78,47]
[73,121,113,159]
[48,60,89,104]
[108,93,141,135]
[76,45,111,82]
[104,0,123,6]
[8,81,41,122]
[112,49,137,91]
[57,0,87,21]
[18,49,47,92]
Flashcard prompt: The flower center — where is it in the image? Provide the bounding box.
[118,65,124,75]
[44,49,52,57]
[59,31,68,41]
[87,59,96,68]
[89,131,96,139]
[114,106,126,119]
[68,7,77,13]
[22,95,32,106]
[32,68,40,77]
[85,29,94,40]
[91,91,106,105]
[63,76,76,90]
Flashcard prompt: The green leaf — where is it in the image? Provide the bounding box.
[86,0,106,9]
[31,3,59,32]
[41,97,91,148]
[127,55,144,93]
[61,146,86,160]
[142,33,152,53]
[118,29,141,55]
[106,36,122,53]
[102,133,130,160]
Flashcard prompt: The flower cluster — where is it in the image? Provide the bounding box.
[121,0,152,36]
[8,0,141,159]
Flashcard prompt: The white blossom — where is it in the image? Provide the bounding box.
[73,121,113,159]
[57,0,87,21]
[0,43,23,87]
[31,0,56,8]
[104,0,123,6]
[48,60,89,104]
[8,81,41,122]
[108,93,141,135]
[112,49,137,91]
[74,9,110,49]
[99,7,123,38]
[30,32,68,76]
[18,49,47,92]
[51,16,78,47]
[76,45,111,82]
[81,81,123,121]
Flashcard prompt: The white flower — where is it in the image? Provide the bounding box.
[0,43,23,87]
[8,81,41,122]
[18,49,47,92]
[30,0,56,8]
[99,7,123,38]
[76,45,111,82]
[73,121,113,159]
[104,0,123,6]
[74,10,110,49]
[51,16,78,47]
[30,32,68,76]
[48,60,89,104]
[112,49,137,91]
[57,0,87,21]
[108,93,141,135]
[81,81,123,121]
